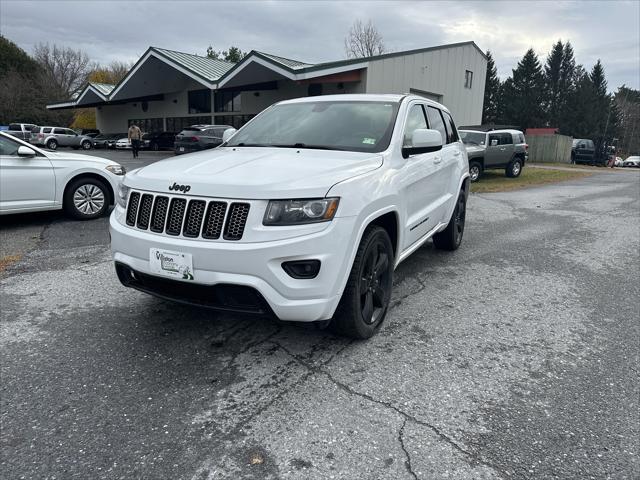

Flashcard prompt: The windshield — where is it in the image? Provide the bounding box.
[226,100,400,153]
[459,131,485,146]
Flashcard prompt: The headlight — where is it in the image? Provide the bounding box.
[263,198,340,226]
[116,184,130,208]
[106,164,126,175]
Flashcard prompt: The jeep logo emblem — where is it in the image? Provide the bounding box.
[168,182,191,193]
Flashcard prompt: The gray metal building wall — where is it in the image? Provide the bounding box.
[364,43,487,126]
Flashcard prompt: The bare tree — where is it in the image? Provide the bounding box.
[33,43,91,96]
[344,19,385,58]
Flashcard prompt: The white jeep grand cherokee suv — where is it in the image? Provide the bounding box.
[110,94,469,338]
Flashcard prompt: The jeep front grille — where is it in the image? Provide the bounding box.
[125,191,249,241]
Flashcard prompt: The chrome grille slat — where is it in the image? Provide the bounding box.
[126,192,140,226]
[224,203,250,241]
[136,194,153,230]
[125,192,249,241]
[202,201,227,239]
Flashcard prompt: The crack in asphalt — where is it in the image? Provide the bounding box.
[399,418,418,480]
[270,340,503,477]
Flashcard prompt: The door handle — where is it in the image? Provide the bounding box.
[433,157,442,164]
[453,151,461,156]
[500,148,506,151]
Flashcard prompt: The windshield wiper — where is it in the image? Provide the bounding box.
[275,143,342,151]
[233,142,275,147]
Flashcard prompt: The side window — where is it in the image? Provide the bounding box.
[65,129,77,136]
[426,106,447,144]
[0,136,20,156]
[53,128,64,135]
[488,134,500,146]
[403,104,428,146]
[442,111,459,143]
[499,133,513,145]
[43,127,52,134]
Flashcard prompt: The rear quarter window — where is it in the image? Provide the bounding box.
[8,124,21,131]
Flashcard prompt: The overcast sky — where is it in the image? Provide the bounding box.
[1,0,638,90]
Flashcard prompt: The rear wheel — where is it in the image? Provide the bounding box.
[82,140,91,150]
[433,190,466,251]
[63,177,110,220]
[46,139,58,150]
[469,161,482,182]
[506,158,523,178]
[331,226,394,339]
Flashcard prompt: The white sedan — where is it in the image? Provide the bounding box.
[115,138,131,149]
[0,131,125,219]
[623,155,640,168]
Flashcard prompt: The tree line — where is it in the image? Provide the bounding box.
[482,41,639,156]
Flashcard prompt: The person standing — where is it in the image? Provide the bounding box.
[128,122,142,158]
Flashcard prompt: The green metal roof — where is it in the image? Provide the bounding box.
[254,51,312,70]
[89,82,115,96]
[151,47,235,82]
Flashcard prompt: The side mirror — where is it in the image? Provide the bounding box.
[490,139,499,147]
[402,129,442,158]
[18,146,36,157]
[222,128,237,143]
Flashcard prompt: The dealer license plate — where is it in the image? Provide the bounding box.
[149,248,194,280]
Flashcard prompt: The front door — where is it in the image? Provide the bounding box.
[0,135,55,212]
[398,103,444,249]
[486,132,514,167]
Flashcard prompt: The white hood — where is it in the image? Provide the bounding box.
[125,146,383,199]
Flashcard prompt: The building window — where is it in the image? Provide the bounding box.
[188,89,212,114]
[464,70,473,89]
[214,91,241,112]
[128,118,163,133]
[165,116,212,132]
[214,115,256,129]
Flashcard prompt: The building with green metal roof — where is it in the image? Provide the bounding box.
[48,41,487,133]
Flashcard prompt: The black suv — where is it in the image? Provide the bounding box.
[142,132,177,151]
[571,139,595,164]
[174,125,232,155]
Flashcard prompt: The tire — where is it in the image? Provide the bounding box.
[331,225,394,339]
[506,158,523,178]
[151,142,159,151]
[81,140,91,150]
[433,190,466,251]
[46,139,58,150]
[469,161,482,182]
[63,177,110,220]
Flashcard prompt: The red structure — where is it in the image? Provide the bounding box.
[525,128,560,135]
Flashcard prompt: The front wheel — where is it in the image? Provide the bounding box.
[433,190,466,251]
[63,177,110,220]
[469,161,482,182]
[506,158,523,178]
[331,226,394,339]
[82,140,91,150]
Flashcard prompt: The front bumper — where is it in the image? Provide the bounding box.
[109,210,356,321]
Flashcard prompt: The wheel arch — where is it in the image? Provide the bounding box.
[63,173,115,205]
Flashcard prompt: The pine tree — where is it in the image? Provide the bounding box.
[482,51,501,125]
[544,40,564,126]
[557,42,577,133]
[499,48,545,129]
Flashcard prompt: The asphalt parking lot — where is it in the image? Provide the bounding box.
[1,151,639,479]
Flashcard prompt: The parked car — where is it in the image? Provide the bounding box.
[174,125,232,155]
[614,156,624,167]
[142,131,177,151]
[93,133,123,149]
[7,123,37,141]
[459,128,528,181]
[0,131,125,219]
[30,126,93,151]
[115,137,131,149]
[571,138,595,164]
[623,155,640,167]
[110,94,469,339]
[77,128,100,136]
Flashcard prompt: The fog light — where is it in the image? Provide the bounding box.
[282,260,321,279]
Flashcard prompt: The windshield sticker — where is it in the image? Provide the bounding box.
[362,138,376,145]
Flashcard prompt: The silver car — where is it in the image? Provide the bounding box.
[30,126,93,151]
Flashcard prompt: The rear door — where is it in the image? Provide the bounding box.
[0,135,55,212]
